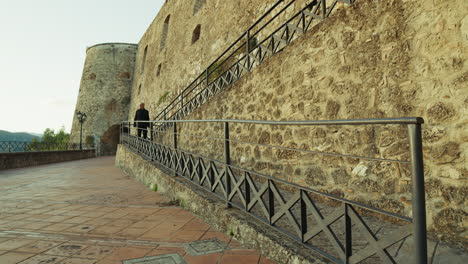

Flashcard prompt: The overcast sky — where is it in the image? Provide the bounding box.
[0,0,164,134]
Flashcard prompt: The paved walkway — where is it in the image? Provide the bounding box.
[0,157,275,264]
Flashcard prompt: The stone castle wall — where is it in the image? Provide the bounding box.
[70,43,137,155]
[127,0,316,119]
[126,0,467,246]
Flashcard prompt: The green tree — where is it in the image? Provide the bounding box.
[27,127,70,151]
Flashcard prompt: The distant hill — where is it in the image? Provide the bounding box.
[0,130,42,142]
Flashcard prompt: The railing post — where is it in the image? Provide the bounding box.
[408,123,428,264]
[321,0,327,19]
[268,179,274,224]
[206,68,210,88]
[173,122,178,176]
[345,204,352,263]
[246,31,251,71]
[224,122,232,208]
[300,190,307,243]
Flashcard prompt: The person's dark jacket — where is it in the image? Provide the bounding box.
[134,109,150,128]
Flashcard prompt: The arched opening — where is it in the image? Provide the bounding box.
[160,15,170,50]
[141,45,148,73]
[192,24,201,44]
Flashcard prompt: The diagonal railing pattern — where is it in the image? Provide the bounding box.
[153,0,355,131]
[121,118,428,264]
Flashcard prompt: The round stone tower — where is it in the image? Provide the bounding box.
[70,43,138,155]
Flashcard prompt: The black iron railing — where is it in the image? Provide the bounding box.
[0,141,93,153]
[121,117,428,264]
[153,0,355,128]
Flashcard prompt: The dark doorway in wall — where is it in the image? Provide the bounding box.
[100,124,121,155]
[192,24,201,44]
[160,15,171,50]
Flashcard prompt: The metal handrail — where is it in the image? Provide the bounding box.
[153,0,355,124]
[120,117,428,263]
[154,0,295,121]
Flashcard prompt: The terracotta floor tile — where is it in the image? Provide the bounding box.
[71,245,115,260]
[43,243,89,257]
[138,229,174,240]
[128,220,161,229]
[152,208,183,216]
[2,220,33,228]
[184,253,222,264]
[200,231,231,243]
[62,211,86,217]
[18,221,52,230]
[79,211,108,218]
[0,250,6,255]
[17,254,65,264]
[107,219,135,227]
[84,218,115,226]
[63,217,94,224]
[47,209,71,216]
[29,214,53,220]
[181,218,211,231]
[0,238,37,251]
[132,208,162,215]
[154,221,185,232]
[56,257,97,264]
[88,226,125,236]
[15,240,64,254]
[42,223,78,232]
[95,260,121,264]
[96,207,120,213]
[4,214,31,221]
[113,227,148,239]
[145,246,186,257]
[66,224,97,234]
[120,214,148,221]
[27,208,53,215]
[168,230,205,242]
[100,212,128,219]
[0,252,35,263]
[219,253,260,264]
[44,215,73,223]
[259,256,277,264]
[104,247,153,261]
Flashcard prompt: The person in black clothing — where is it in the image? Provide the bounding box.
[134,103,150,139]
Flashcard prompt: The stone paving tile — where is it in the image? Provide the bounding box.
[56,257,98,264]
[0,252,36,263]
[15,240,64,254]
[104,246,154,261]
[18,221,53,230]
[184,252,222,264]
[89,226,125,236]
[113,227,149,239]
[42,243,89,257]
[71,245,115,260]
[0,158,277,264]
[199,231,232,244]
[17,254,65,264]
[168,230,205,243]
[0,238,37,251]
[41,223,78,232]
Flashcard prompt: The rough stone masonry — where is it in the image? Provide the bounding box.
[71,0,467,248]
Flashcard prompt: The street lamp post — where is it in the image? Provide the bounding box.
[76,111,87,150]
